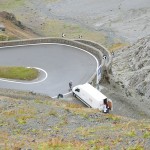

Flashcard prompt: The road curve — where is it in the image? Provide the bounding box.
[0,43,98,97]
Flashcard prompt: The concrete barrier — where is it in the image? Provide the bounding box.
[0,37,111,84]
[75,39,112,74]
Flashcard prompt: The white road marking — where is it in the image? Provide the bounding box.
[0,42,99,97]
[0,67,48,84]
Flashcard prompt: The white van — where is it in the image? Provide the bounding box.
[72,83,112,112]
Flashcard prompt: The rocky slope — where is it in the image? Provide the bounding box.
[0,1,150,149]
[112,35,150,101]
[0,11,39,41]
[0,93,150,150]
[1,0,150,47]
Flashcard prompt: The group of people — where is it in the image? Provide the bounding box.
[57,82,111,114]
[103,99,112,113]
[57,81,73,99]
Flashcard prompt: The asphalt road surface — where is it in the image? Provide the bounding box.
[0,43,97,97]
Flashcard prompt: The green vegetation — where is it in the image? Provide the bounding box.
[49,109,58,116]
[38,138,87,150]
[127,145,144,150]
[0,96,150,150]
[143,131,150,138]
[109,42,128,52]
[16,115,30,124]
[126,130,136,137]
[0,66,39,81]
[0,34,18,41]
[106,114,121,122]
[34,19,106,45]
[30,19,127,50]
[0,0,25,10]
[0,34,8,41]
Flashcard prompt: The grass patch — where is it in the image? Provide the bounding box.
[36,19,106,44]
[126,130,136,137]
[49,109,58,117]
[127,144,144,150]
[0,34,8,41]
[0,66,39,81]
[16,115,31,124]
[0,0,25,10]
[109,43,128,52]
[65,102,83,109]
[106,114,121,122]
[38,138,87,150]
[143,131,150,138]
[75,127,95,137]
[0,120,8,127]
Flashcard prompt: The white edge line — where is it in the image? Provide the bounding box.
[0,43,99,96]
[0,67,48,84]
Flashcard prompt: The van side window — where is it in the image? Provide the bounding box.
[75,88,80,92]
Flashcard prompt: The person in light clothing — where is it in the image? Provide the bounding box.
[103,99,109,113]
[103,104,108,113]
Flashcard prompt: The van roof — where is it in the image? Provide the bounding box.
[79,83,107,100]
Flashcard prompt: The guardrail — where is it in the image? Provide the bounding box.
[75,39,112,74]
[0,37,112,84]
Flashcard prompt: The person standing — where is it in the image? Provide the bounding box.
[103,99,109,113]
[69,81,73,91]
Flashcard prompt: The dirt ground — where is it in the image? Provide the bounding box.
[0,92,150,150]
[100,82,150,120]
[66,81,150,120]
[1,0,149,47]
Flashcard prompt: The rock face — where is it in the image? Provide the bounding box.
[0,11,25,29]
[112,35,150,99]
[0,11,38,40]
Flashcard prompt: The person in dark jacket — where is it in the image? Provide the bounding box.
[69,81,73,91]
[57,94,63,99]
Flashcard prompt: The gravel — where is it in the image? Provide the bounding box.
[7,0,150,45]
[0,93,150,149]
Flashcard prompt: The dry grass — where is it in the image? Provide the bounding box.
[0,0,25,10]
[0,34,9,41]
[0,14,39,41]
[0,94,150,149]
[109,43,128,52]
[36,138,88,150]
[33,19,106,45]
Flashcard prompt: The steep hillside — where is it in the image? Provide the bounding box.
[1,0,149,51]
[1,0,150,49]
[0,92,150,150]
[112,35,150,102]
[0,11,39,41]
[0,1,150,149]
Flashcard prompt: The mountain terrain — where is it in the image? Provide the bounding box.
[0,90,150,150]
[112,35,150,101]
[1,0,150,49]
[0,0,150,149]
[0,11,38,40]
